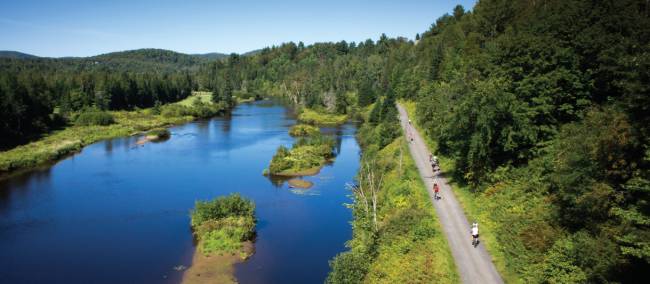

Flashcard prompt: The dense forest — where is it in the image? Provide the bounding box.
[0,49,197,149]
[1,0,649,282]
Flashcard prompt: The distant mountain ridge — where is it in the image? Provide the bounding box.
[191,52,229,60]
[0,48,256,61]
[0,51,39,59]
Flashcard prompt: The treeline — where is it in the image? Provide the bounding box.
[0,54,195,149]
[196,36,415,114]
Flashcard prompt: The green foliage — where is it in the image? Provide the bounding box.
[268,145,293,174]
[289,124,320,137]
[75,111,115,126]
[357,77,375,107]
[326,250,370,284]
[267,131,336,176]
[407,1,650,281]
[160,98,226,119]
[197,216,256,255]
[537,236,588,284]
[190,194,256,256]
[190,193,255,228]
[298,108,348,126]
[1,0,649,280]
[0,108,191,173]
[328,104,458,282]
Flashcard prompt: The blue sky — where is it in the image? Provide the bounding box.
[1,0,476,57]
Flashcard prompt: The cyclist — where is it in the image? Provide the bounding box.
[431,155,439,172]
[433,183,440,200]
[471,222,479,246]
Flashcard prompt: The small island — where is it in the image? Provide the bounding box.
[183,194,256,284]
[265,127,336,178]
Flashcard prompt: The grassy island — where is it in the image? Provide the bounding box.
[267,130,336,177]
[183,193,256,284]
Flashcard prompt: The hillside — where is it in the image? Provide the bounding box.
[192,52,229,60]
[0,50,39,59]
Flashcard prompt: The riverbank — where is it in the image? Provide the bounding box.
[0,92,250,179]
[326,103,459,283]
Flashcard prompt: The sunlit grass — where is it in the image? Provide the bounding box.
[298,108,347,125]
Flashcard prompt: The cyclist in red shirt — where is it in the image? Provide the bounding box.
[433,183,440,200]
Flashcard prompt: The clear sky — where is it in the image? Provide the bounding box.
[0,0,476,57]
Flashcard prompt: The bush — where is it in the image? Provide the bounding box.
[289,124,320,137]
[198,216,256,254]
[75,111,115,126]
[269,145,293,174]
[327,251,370,284]
[191,193,255,227]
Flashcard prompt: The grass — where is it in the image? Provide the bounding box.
[267,127,336,176]
[0,112,191,174]
[298,108,348,125]
[289,124,320,137]
[190,193,256,256]
[0,91,244,177]
[177,91,213,106]
[0,90,254,179]
[400,100,521,283]
[184,194,256,284]
[363,139,460,283]
[274,165,323,177]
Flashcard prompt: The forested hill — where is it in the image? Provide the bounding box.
[90,48,207,70]
[0,51,39,59]
[191,52,229,60]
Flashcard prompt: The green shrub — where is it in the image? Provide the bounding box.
[269,145,293,174]
[326,251,370,284]
[75,111,114,126]
[289,124,320,137]
[190,194,256,256]
[191,193,255,228]
[198,216,256,254]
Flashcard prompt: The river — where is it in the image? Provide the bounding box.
[0,100,359,283]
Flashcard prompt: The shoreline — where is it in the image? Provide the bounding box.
[0,97,257,181]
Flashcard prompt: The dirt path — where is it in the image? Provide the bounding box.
[397,104,503,284]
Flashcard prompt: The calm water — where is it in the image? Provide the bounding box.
[0,100,358,284]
